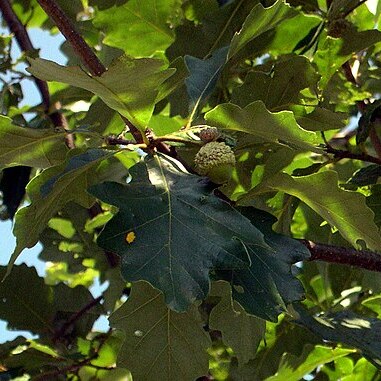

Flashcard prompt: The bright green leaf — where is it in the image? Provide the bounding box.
[260,171,381,251]
[93,0,180,57]
[27,56,174,130]
[228,0,297,59]
[205,101,321,152]
[0,116,68,169]
[294,304,381,368]
[265,344,356,381]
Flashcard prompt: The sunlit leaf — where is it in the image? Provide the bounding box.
[27,56,174,130]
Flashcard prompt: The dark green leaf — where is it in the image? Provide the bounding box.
[185,46,228,113]
[216,208,310,321]
[348,165,381,186]
[0,265,102,339]
[89,154,268,312]
[110,281,211,381]
[8,149,137,272]
[231,56,319,111]
[294,304,381,368]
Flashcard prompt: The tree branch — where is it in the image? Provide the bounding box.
[54,295,103,340]
[301,239,381,272]
[325,145,381,165]
[36,0,144,144]
[36,0,106,77]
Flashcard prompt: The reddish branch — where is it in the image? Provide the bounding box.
[36,0,144,144]
[36,0,106,77]
[325,145,381,165]
[301,240,381,272]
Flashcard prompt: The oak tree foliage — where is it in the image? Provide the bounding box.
[1,0,381,379]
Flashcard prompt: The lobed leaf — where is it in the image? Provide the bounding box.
[259,171,381,252]
[27,56,174,130]
[0,116,68,169]
[110,281,211,381]
[90,154,267,312]
[205,101,321,152]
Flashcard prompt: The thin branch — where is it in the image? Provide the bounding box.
[325,145,381,165]
[0,0,74,148]
[301,239,381,272]
[341,61,381,158]
[54,296,103,340]
[0,0,50,110]
[36,0,144,144]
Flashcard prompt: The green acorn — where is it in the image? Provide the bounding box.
[194,141,236,184]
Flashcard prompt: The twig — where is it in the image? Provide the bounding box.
[325,145,381,165]
[301,239,381,272]
[0,0,74,148]
[54,295,103,340]
[36,0,144,144]
[0,0,50,110]
[342,0,368,18]
[341,61,381,158]
[35,329,114,380]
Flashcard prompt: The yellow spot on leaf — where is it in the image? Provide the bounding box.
[125,231,136,244]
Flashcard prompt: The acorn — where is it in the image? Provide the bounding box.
[194,141,236,184]
[198,126,220,142]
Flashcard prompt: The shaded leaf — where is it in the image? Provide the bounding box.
[89,154,269,312]
[0,116,67,169]
[110,281,211,381]
[205,101,320,152]
[0,166,31,219]
[294,304,381,368]
[185,46,228,112]
[93,0,180,57]
[216,208,310,321]
[209,281,265,365]
[27,56,174,130]
[228,0,297,59]
[231,56,319,111]
[265,344,356,381]
[348,165,381,187]
[259,171,381,251]
[295,107,347,131]
[0,265,102,339]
